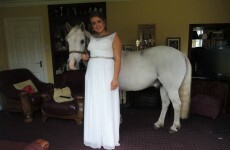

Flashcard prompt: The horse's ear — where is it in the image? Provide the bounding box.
[80,22,85,31]
[84,30,92,39]
[66,23,72,32]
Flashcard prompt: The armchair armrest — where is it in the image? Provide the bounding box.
[1,85,23,99]
[40,92,53,102]
[24,139,49,150]
[75,93,84,122]
[20,91,33,122]
[20,91,29,97]
[75,94,84,105]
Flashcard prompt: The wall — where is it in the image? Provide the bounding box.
[0,0,230,83]
[107,0,230,54]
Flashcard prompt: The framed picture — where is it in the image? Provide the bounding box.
[138,24,156,50]
[123,45,134,51]
[166,37,180,50]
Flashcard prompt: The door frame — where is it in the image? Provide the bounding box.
[4,16,48,82]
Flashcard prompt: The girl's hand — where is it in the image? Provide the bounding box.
[81,54,89,61]
[111,79,119,90]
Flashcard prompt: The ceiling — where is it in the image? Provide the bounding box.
[0,0,131,7]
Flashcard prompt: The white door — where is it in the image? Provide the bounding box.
[4,17,46,81]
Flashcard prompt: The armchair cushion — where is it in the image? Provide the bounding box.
[53,87,74,103]
[191,94,223,119]
[23,85,35,94]
[13,79,38,93]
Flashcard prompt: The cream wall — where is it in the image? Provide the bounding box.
[0,0,230,82]
[107,0,230,53]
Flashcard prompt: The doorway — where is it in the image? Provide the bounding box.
[4,17,47,82]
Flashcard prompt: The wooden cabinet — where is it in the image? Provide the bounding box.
[48,2,106,83]
[191,78,229,113]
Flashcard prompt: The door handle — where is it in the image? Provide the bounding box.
[36,61,42,68]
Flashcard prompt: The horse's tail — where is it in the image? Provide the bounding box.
[179,56,192,119]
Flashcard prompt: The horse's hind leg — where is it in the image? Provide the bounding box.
[154,86,170,129]
[167,89,181,133]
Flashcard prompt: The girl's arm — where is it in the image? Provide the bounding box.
[111,33,122,90]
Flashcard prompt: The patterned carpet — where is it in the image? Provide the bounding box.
[0,108,230,150]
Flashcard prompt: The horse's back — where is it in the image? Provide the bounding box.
[145,46,185,64]
[119,46,187,91]
[130,46,186,74]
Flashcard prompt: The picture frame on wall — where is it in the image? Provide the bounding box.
[166,37,180,50]
[137,24,156,50]
[123,45,134,51]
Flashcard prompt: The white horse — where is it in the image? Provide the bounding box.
[66,23,191,133]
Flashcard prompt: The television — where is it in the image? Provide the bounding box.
[191,47,230,81]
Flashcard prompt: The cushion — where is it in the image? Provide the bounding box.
[23,85,34,94]
[13,80,38,93]
[191,94,221,107]
[53,87,74,103]
[191,94,223,119]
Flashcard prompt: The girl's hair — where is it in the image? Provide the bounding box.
[89,11,106,21]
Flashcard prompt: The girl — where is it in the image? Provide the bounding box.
[82,12,122,149]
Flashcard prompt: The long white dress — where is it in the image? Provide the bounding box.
[84,33,120,149]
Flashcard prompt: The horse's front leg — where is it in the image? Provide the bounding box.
[168,90,181,133]
[154,87,170,129]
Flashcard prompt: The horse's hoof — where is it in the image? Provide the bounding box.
[169,129,178,134]
[153,125,159,129]
[153,124,163,130]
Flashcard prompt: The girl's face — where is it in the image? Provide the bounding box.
[90,16,106,35]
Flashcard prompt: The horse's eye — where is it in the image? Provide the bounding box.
[81,40,85,44]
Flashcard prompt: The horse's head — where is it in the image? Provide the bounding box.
[66,23,87,70]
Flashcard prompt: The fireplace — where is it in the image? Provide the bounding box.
[125,87,161,109]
